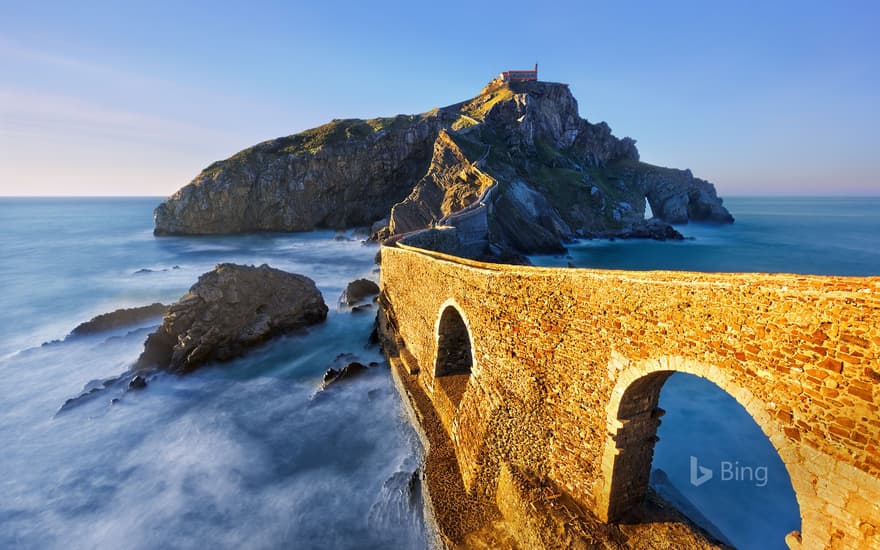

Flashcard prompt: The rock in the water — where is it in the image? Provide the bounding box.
[69,303,168,337]
[370,217,390,240]
[584,219,684,241]
[134,264,327,373]
[643,167,735,224]
[322,362,369,388]
[340,279,380,307]
[128,375,147,390]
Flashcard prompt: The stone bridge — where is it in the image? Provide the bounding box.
[378,243,880,549]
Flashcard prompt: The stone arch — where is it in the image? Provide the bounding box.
[433,299,475,408]
[597,355,810,548]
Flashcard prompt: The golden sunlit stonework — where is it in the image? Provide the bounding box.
[378,242,880,550]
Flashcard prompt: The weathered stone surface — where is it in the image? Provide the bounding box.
[135,263,327,372]
[379,243,880,550]
[487,179,571,253]
[69,303,167,336]
[154,115,452,235]
[641,166,735,224]
[389,131,495,235]
[339,278,380,307]
[381,300,725,549]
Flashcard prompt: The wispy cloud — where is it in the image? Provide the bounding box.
[0,34,196,97]
[0,88,238,146]
[0,34,293,145]
[0,36,265,195]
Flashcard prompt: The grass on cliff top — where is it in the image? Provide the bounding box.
[446,131,486,162]
[200,115,420,178]
[606,158,685,178]
[427,123,646,230]
[461,85,514,121]
[281,115,417,154]
[505,137,640,228]
[451,115,479,131]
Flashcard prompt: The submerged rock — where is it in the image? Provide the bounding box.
[134,263,327,373]
[69,303,168,337]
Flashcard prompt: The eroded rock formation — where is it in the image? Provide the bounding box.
[388,130,495,235]
[154,115,452,234]
[135,263,327,372]
[154,78,733,254]
[339,278,380,307]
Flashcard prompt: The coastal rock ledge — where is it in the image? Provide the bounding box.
[69,302,168,337]
[135,263,327,373]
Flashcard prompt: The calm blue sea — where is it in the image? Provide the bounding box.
[531,196,880,275]
[0,196,877,550]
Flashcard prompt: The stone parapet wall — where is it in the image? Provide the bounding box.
[380,243,880,549]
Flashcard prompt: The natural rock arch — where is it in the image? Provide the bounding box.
[598,355,809,547]
[433,300,475,408]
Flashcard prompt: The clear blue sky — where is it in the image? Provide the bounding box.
[1,0,878,196]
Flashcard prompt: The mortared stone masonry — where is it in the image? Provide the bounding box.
[379,242,880,550]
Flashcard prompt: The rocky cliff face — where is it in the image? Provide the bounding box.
[388,130,495,235]
[154,78,733,253]
[154,114,452,234]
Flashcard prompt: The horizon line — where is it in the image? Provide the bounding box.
[2,193,880,199]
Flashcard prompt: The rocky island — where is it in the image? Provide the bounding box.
[154,77,732,257]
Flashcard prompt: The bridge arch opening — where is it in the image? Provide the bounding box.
[433,302,473,408]
[600,364,801,549]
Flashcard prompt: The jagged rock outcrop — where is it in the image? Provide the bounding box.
[321,362,369,388]
[487,180,571,253]
[642,167,735,224]
[383,80,731,256]
[388,80,724,255]
[154,77,733,254]
[135,263,327,373]
[388,130,495,235]
[339,278,380,307]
